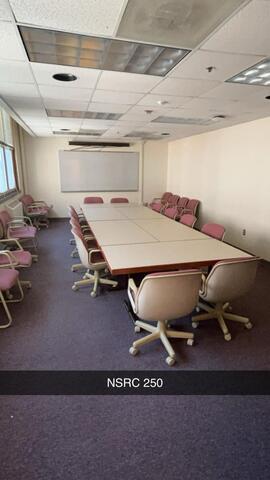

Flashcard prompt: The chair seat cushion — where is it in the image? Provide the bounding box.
[5,250,32,266]
[0,268,19,290]
[8,226,37,238]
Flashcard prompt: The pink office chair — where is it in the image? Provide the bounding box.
[0,236,32,289]
[0,253,24,329]
[0,210,38,260]
[128,270,202,366]
[166,194,180,207]
[201,223,226,241]
[163,205,178,220]
[20,194,52,228]
[110,198,129,203]
[181,199,200,217]
[83,197,104,204]
[180,214,197,228]
[71,226,117,297]
[192,257,258,341]
[150,192,173,212]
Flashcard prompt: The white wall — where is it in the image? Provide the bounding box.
[22,134,168,217]
[167,116,270,260]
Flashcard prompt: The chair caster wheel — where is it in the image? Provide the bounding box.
[192,321,199,329]
[72,285,78,291]
[90,291,97,298]
[187,338,194,346]
[195,306,200,313]
[134,325,140,333]
[245,321,253,330]
[224,333,232,341]
[166,356,175,367]
[129,346,139,356]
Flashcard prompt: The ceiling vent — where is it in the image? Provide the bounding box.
[47,109,121,120]
[53,130,106,136]
[125,131,165,139]
[152,116,211,125]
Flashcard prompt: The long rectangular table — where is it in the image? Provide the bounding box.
[81,204,252,275]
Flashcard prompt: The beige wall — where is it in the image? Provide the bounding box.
[167,116,270,260]
[22,134,168,217]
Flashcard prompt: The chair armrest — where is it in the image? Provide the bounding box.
[0,238,23,250]
[9,216,33,226]
[0,250,18,268]
[88,249,105,266]
[199,274,207,295]
[127,278,138,313]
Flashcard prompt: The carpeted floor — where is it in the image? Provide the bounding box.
[0,220,269,479]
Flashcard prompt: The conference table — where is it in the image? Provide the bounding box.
[81,204,252,275]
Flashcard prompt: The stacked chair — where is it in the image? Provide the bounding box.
[69,206,118,297]
[20,194,52,229]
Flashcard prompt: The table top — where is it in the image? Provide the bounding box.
[81,204,252,275]
[102,239,251,275]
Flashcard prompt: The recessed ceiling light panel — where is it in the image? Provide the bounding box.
[46,109,122,120]
[19,25,190,76]
[152,116,211,125]
[227,57,270,86]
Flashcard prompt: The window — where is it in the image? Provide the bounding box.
[0,142,18,199]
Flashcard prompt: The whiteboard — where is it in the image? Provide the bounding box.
[59,150,139,192]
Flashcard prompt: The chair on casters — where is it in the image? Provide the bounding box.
[83,197,104,204]
[201,223,225,241]
[71,227,118,297]
[128,270,202,366]
[0,253,24,329]
[110,198,129,203]
[192,257,258,341]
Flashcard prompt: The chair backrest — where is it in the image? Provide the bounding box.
[202,257,258,304]
[136,270,202,322]
[201,223,225,241]
[0,210,11,235]
[178,197,189,209]
[180,214,197,228]
[83,197,104,204]
[167,194,180,207]
[161,192,172,203]
[71,227,89,267]
[163,205,178,219]
[20,194,34,207]
[185,199,200,215]
[110,197,129,203]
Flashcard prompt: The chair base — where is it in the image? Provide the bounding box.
[192,301,252,341]
[72,271,118,297]
[0,280,24,329]
[130,320,194,366]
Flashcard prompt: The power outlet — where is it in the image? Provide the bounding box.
[242,229,246,237]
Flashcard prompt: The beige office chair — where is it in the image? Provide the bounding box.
[192,257,258,341]
[71,226,117,297]
[128,270,202,366]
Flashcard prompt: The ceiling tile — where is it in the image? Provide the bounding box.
[10,0,127,36]
[80,118,117,129]
[182,96,252,116]
[170,50,264,81]
[97,71,161,93]
[137,93,192,108]
[43,99,89,111]
[39,85,92,101]
[0,21,26,61]
[116,0,246,49]
[31,63,101,88]
[0,0,14,20]
[87,102,130,114]
[0,59,34,83]
[49,117,82,128]
[92,89,144,105]
[201,82,263,101]
[202,0,270,55]
[119,105,165,121]
[151,77,220,97]
[0,82,39,98]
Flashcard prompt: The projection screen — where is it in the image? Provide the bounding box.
[59,150,139,192]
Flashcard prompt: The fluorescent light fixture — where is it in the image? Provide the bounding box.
[125,131,165,139]
[152,116,211,125]
[53,130,106,135]
[19,25,190,77]
[46,109,122,120]
[227,57,270,86]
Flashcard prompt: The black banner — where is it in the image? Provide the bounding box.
[0,371,269,395]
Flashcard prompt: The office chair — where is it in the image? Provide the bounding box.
[175,196,189,218]
[180,214,197,228]
[71,226,117,297]
[166,194,180,207]
[201,223,226,241]
[110,197,129,203]
[83,197,104,204]
[163,205,178,220]
[181,199,200,217]
[150,192,173,212]
[20,194,52,228]
[192,257,258,341]
[0,237,32,289]
[69,217,96,271]
[0,253,24,329]
[0,210,38,260]
[128,270,202,366]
